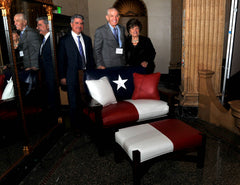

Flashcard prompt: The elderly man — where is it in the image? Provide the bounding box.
[14,13,41,71]
[14,13,41,95]
[57,14,95,132]
[94,7,126,69]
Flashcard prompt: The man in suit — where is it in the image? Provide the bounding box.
[36,16,57,120]
[57,14,95,131]
[14,13,41,94]
[94,7,125,69]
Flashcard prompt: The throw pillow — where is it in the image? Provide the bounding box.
[132,72,161,100]
[1,77,15,100]
[85,76,117,106]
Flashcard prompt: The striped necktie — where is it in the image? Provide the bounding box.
[77,35,86,69]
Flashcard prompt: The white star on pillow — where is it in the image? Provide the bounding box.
[113,75,128,90]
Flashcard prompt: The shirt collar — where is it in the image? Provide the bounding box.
[44,32,50,40]
[71,31,82,38]
[21,25,28,35]
[108,23,119,31]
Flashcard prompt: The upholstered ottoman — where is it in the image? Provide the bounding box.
[114,119,206,185]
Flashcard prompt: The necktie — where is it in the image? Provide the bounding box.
[77,36,86,69]
[113,28,119,44]
[40,37,45,55]
[42,37,46,45]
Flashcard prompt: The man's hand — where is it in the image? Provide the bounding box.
[60,78,67,85]
[97,65,106,69]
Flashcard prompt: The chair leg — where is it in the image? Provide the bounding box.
[132,150,141,185]
[197,134,206,168]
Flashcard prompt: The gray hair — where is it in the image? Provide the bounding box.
[15,13,27,21]
[70,14,84,23]
[106,7,119,15]
[36,16,48,25]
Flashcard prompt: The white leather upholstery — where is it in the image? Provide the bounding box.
[115,124,174,162]
[125,99,169,122]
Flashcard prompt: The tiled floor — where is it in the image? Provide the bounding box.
[18,109,240,185]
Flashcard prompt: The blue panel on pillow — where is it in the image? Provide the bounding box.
[85,66,146,100]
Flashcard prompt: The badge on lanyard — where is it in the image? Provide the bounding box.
[19,51,24,57]
[116,48,123,55]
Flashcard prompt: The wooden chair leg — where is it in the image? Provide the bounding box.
[133,150,141,185]
[197,134,206,168]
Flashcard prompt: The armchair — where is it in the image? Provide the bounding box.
[79,66,170,154]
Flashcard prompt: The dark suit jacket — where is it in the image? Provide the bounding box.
[18,26,41,69]
[39,36,57,108]
[94,24,125,68]
[57,32,95,110]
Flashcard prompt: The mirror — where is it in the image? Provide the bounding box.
[0,0,61,181]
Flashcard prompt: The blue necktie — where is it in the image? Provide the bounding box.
[40,37,45,55]
[113,28,119,45]
[42,37,46,45]
[77,36,86,69]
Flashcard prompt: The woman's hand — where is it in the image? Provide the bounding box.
[141,61,148,68]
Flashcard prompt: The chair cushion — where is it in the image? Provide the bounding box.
[86,99,169,127]
[85,66,146,100]
[85,76,117,106]
[132,72,160,100]
[150,119,202,151]
[102,101,139,127]
[1,77,15,100]
[0,106,42,120]
[125,99,169,121]
[115,119,203,162]
[115,123,174,162]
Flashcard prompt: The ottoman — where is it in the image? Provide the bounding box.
[114,119,206,185]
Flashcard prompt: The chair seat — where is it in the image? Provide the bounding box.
[0,106,42,120]
[85,99,169,128]
[115,119,203,163]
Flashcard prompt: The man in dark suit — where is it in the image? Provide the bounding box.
[36,16,57,119]
[94,7,125,69]
[14,13,41,95]
[57,14,95,131]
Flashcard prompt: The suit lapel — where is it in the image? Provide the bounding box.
[69,34,80,55]
[105,24,118,43]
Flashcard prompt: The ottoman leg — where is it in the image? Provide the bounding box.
[197,134,206,168]
[133,150,141,185]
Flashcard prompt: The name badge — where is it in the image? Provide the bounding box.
[116,48,123,55]
[19,51,24,57]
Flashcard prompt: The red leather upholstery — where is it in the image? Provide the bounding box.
[0,106,42,120]
[150,119,202,151]
[102,101,139,127]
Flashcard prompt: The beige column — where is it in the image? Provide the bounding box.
[181,0,226,106]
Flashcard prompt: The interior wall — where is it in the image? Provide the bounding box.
[53,0,90,35]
